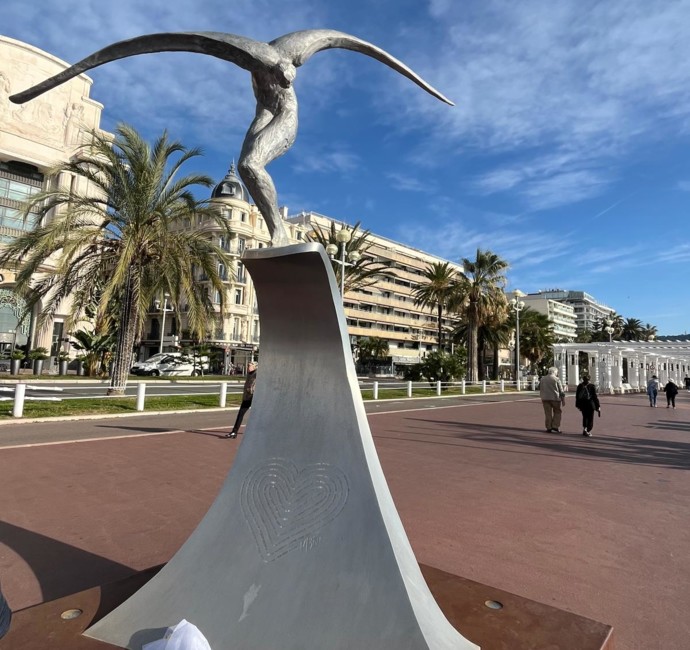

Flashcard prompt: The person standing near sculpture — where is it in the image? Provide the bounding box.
[224,361,257,438]
[539,366,566,433]
[663,378,678,409]
[647,375,661,407]
[575,375,601,437]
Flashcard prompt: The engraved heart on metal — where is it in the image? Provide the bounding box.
[241,458,349,562]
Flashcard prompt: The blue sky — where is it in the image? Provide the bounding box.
[3,0,689,334]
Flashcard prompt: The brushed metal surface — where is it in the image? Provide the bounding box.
[86,243,478,649]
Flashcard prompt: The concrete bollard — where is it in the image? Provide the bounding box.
[500,379,505,392]
[407,381,412,398]
[461,379,466,395]
[516,378,521,391]
[12,383,26,418]
[136,382,146,411]
[436,380,442,396]
[482,380,487,393]
[219,382,228,408]
[532,376,538,391]
[373,381,379,400]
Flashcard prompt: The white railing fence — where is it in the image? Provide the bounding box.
[2,378,537,418]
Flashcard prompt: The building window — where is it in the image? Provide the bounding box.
[0,177,42,202]
[237,262,245,283]
[235,289,243,305]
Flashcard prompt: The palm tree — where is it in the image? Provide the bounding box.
[0,124,234,394]
[518,307,555,374]
[621,317,644,341]
[307,221,393,293]
[610,313,625,339]
[70,328,116,376]
[357,336,390,371]
[453,303,511,380]
[641,323,658,341]
[412,261,459,349]
[452,249,509,382]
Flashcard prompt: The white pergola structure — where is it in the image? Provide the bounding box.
[552,341,690,393]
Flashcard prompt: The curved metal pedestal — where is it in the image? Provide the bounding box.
[86,243,478,649]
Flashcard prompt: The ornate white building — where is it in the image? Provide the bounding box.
[553,341,690,392]
[0,36,107,363]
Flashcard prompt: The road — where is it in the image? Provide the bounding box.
[0,392,537,447]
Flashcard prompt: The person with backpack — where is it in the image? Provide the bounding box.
[664,378,679,409]
[575,375,601,437]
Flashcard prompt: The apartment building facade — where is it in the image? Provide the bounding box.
[520,294,577,341]
[289,211,463,368]
[526,289,615,335]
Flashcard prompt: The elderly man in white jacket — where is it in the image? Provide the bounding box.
[539,366,566,433]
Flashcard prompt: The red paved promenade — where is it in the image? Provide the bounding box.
[0,391,688,649]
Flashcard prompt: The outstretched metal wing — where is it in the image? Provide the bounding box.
[270,29,454,106]
[10,32,278,104]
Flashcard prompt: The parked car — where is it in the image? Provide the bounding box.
[130,352,209,377]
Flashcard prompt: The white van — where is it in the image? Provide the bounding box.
[130,352,209,377]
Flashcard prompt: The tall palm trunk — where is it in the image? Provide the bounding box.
[467,320,479,382]
[437,303,443,350]
[108,273,139,395]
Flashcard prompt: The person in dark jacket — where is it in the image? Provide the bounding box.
[224,361,257,438]
[664,378,678,409]
[575,376,601,437]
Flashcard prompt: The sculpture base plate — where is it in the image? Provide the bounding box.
[4,564,613,649]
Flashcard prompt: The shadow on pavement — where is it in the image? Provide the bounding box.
[381,418,690,471]
[0,520,133,607]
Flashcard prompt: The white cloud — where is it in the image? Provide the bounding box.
[292,145,361,175]
[399,0,690,210]
[387,171,434,192]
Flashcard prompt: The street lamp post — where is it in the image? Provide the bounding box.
[510,292,525,390]
[326,226,361,296]
[155,293,172,354]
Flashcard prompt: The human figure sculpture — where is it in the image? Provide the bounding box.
[11,30,453,247]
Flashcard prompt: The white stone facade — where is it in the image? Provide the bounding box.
[0,36,106,363]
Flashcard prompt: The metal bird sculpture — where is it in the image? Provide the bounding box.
[11,30,453,246]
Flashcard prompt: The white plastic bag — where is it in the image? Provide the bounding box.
[142,619,212,650]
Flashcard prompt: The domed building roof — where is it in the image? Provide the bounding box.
[211,162,250,202]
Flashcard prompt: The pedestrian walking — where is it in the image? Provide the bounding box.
[663,378,678,409]
[539,366,566,433]
[646,375,660,407]
[575,376,601,437]
[224,361,257,439]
